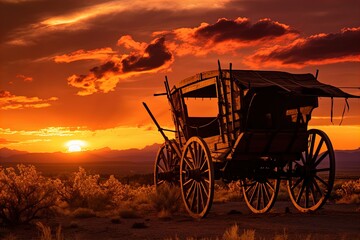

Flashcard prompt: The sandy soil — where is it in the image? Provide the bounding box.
[2,201,360,240]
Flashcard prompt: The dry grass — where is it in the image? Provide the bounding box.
[150,183,182,215]
[36,222,63,240]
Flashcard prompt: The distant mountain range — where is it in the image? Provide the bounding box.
[0,145,359,173]
[0,143,161,163]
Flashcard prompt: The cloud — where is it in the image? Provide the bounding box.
[54,48,116,63]
[0,90,58,110]
[246,27,360,68]
[0,138,18,144]
[66,37,173,96]
[155,17,298,56]
[4,0,230,46]
[121,37,173,72]
[16,74,33,82]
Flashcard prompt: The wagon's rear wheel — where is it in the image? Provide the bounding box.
[154,140,180,187]
[287,129,335,212]
[180,136,214,218]
[242,161,279,213]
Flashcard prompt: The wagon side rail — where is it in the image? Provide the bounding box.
[142,102,182,158]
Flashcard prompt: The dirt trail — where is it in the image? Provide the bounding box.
[4,202,360,240]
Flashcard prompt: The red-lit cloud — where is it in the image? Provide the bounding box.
[66,36,173,96]
[54,48,116,63]
[0,90,58,110]
[16,74,33,82]
[246,27,360,68]
[155,17,298,56]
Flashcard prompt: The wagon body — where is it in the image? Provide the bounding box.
[143,64,358,218]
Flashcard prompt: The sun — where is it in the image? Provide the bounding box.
[66,140,86,153]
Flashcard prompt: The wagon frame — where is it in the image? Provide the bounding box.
[143,62,358,218]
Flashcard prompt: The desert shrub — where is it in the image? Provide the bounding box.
[335,178,360,204]
[57,167,154,211]
[57,167,110,210]
[0,165,60,225]
[222,224,255,240]
[150,183,182,215]
[214,181,242,203]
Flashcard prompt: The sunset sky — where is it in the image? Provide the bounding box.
[0,0,359,153]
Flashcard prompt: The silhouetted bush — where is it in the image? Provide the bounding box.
[0,165,59,225]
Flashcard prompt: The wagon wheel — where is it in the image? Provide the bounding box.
[287,129,335,212]
[180,136,214,218]
[242,161,280,213]
[154,140,180,187]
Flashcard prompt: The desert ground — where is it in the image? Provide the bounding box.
[2,200,359,240]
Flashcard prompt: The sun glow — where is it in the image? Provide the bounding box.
[66,140,86,152]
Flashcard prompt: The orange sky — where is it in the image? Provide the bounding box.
[0,0,359,152]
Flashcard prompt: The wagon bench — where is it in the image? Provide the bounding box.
[143,62,358,218]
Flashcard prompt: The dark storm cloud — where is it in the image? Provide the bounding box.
[90,61,119,78]
[248,27,360,67]
[67,37,174,95]
[121,37,173,73]
[194,18,298,42]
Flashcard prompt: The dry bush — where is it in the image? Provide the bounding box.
[57,168,137,211]
[335,178,360,204]
[222,224,255,240]
[0,165,60,225]
[214,181,242,203]
[150,183,182,215]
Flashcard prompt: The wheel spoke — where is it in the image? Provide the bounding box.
[312,139,324,163]
[184,179,193,187]
[263,183,271,203]
[265,179,274,192]
[183,155,195,169]
[296,182,306,204]
[199,180,209,198]
[305,183,309,208]
[157,163,166,173]
[186,180,196,200]
[200,158,207,171]
[314,175,329,188]
[157,180,165,185]
[314,151,329,168]
[309,180,316,206]
[245,181,256,193]
[291,177,304,191]
[256,183,261,210]
[160,151,169,170]
[308,133,316,161]
[312,177,323,197]
[249,182,259,204]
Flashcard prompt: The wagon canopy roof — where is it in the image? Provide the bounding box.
[176,70,358,98]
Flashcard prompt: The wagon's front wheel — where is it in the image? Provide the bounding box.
[180,136,214,218]
[154,140,180,187]
[242,164,279,213]
[287,129,335,212]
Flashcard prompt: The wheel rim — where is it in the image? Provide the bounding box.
[154,141,180,187]
[242,163,279,213]
[287,129,335,212]
[180,136,214,218]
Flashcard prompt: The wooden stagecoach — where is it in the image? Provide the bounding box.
[143,62,358,218]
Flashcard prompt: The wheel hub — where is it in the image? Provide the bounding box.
[186,168,202,182]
